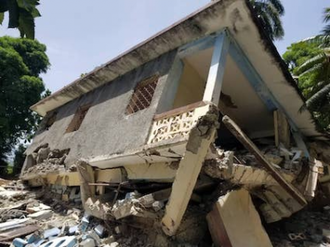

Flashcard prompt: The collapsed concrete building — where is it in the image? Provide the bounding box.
[19,0,330,246]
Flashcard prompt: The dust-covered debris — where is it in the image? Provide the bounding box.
[21,145,70,177]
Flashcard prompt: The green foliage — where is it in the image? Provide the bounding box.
[283,6,330,131]
[296,49,330,130]
[283,42,322,73]
[249,0,285,40]
[0,0,41,39]
[0,36,49,168]
[13,144,26,175]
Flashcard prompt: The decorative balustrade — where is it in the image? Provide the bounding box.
[148,101,211,144]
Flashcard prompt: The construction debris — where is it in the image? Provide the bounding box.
[4,111,328,246]
[21,146,70,178]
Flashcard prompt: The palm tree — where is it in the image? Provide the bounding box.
[250,0,285,41]
[296,49,330,129]
[295,8,330,130]
[322,8,330,46]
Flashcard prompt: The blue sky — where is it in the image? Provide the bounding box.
[0,0,328,93]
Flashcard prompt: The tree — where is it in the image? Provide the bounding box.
[13,144,26,176]
[0,0,41,39]
[0,36,50,171]
[283,42,321,73]
[322,8,330,46]
[295,49,330,130]
[283,8,330,131]
[250,0,285,41]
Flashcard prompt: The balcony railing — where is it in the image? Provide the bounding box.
[148,101,212,144]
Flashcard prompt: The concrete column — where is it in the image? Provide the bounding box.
[203,31,230,105]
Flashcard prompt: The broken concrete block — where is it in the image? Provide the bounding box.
[138,194,155,207]
[85,231,101,245]
[94,225,105,237]
[125,191,141,200]
[28,210,53,220]
[26,203,51,214]
[152,201,164,212]
[101,235,116,245]
[80,238,96,247]
[13,238,28,247]
[36,147,50,164]
[68,225,78,235]
[80,213,91,233]
[207,189,272,247]
[44,228,61,239]
[26,233,40,244]
[203,151,234,179]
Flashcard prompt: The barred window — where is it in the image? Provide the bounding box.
[126,75,159,114]
[66,104,91,133]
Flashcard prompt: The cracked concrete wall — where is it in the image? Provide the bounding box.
[25,50,177,166]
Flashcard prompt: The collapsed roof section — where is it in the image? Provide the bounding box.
[31,0,323,138]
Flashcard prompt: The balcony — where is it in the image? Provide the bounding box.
[148,101,212,144]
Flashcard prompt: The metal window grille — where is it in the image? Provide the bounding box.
[126,75,159,114]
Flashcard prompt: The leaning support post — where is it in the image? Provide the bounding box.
[222,115,307,206]
[203,31,230,105]
[77,160,95,207]
[161,105,219,236]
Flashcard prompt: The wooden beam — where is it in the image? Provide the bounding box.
[222,115,307,206]
[203,31,230,105]
[274,110,290,148]
[162,109,217,236]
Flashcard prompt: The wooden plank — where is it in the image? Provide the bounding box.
[0,225,39,242]
[274,110,290,148]
[203,31,230,105]
[154,101,207,121]
[222,115,307,206]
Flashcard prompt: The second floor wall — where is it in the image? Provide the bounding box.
[26,50,178,165]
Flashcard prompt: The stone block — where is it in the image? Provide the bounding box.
[207,189,272,247]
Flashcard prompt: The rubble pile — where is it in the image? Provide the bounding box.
[267,207,330,247]
[0,180,210,246]
[5,117,330,246]
[234,142,304,173]
[0,182,116,246]
[21,144,70,177]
